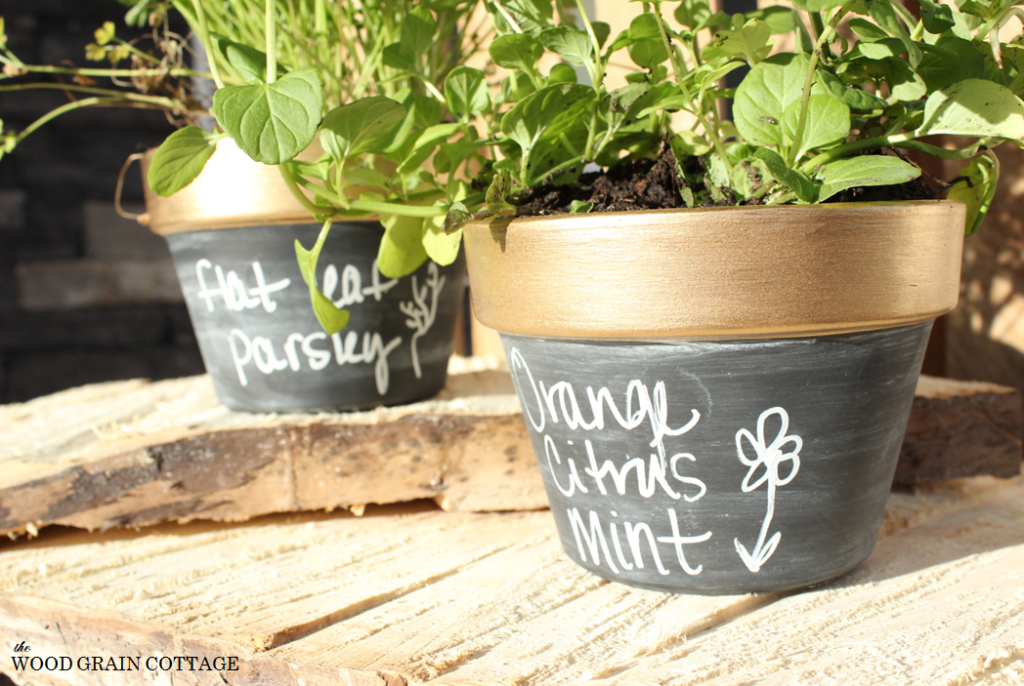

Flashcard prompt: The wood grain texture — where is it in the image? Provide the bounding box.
[897,375,1023,483]
[1,368,1021,538]
[0,477,1021,686]
[0,359,543,536]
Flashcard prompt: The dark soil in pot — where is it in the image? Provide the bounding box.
[517,142,943,215]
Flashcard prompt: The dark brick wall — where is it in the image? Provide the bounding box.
[0,0,204,403]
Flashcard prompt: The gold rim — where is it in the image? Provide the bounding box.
[142,138,319,235]
[464,201,965,340]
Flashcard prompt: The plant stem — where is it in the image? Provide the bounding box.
[787,2,853,167]
[191,0,225,89]
[0,83,183,109]
[349,198,448,216]
[798,132,914,173]
[5,64,212,80]
[529,153,585,186]
[651,0,732,173]
[492,1,523,34]
[279,163,335,216]
[266,0,277,83]
[10,96,120,147]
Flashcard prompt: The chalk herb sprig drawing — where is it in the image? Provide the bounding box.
[458,0,1024,237]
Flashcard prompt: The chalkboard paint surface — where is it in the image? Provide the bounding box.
[166,222,465,412]
[502,323,932,594]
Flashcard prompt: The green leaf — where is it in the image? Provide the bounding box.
[816,68,889,111]
[539,26,594,67]
[920,79,1024,138]
[734,53,807,149]
[847,17,889,40]
[783,93,850,160]
[295,226,350,335]
[382,43,414,70]
[548,63,578,84]
[730,157,772,201]
[94,21,116,46]
[628,39,669,69]
[445,201,472,234]
[378,215,428,279]
[397,123,461,174]
[486,169,516,214]
[320,96,406,162]
[445,66,490,118]
[628,13,661,41]
[745,6,796,35]
[502,0,554,35]
[948,152,998,236]
[789,0,845,11]
[569,200,593,214]
[383,94,441,157]
[865,0,922,68]
[675,0,711,30]
[124,2,149,28]
[816,155,922,202]
[399,8,436,64]
[702,19,772,65]
[489,33,544,72]
[857,37,906,60]
[920,0,956,33]
[147,126,221,197]
[610,82,673,128]
[917,38,985,93]
[212,68,324,165]
[671,130,712,157]
[212,34,267,84]
[500,83,595,166]
[866,57,927,101]
[734,53,849,158]
[592,21,611,49]
[754,148,818,202]
[423,218,462,265]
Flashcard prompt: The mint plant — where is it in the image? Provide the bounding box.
[466,0,1024,230]
[281,0,1024,332]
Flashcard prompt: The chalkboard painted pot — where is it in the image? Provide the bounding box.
[463,202,965,594]
[142,140,464,413]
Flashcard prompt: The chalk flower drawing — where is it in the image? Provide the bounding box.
[400,262,446,378]
[734,407,802,573]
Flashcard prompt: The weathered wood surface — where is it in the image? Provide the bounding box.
[0,358,543,536]
[1,368,1020,537]
[1,474,1022,686]
[898,375,1023,483]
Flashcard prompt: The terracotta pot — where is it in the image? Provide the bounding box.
[464,201,964,593]
[143,140,465,412]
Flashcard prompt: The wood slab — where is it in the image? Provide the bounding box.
[0,366,1020,537]
[1,475,1022,685]
[898,375,1023,483]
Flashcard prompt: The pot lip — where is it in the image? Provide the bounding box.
[463,198,966,341]
[159,217,385,236]
[465,198,964,231]
[142,137,386,235]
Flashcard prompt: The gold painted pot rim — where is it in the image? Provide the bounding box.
[142,138,322,236]
[464,200,966,340]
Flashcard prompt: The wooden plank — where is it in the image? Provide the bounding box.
[0,596,402,686]
[897,375,1023,484]
[1,369,1020,537]
[0,359,544,537]
[1,476,1021,686]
